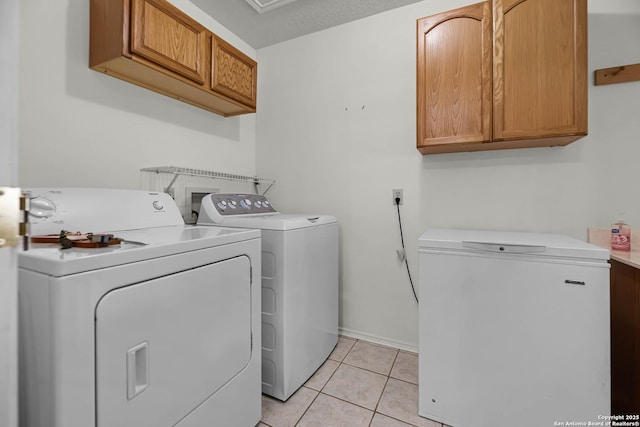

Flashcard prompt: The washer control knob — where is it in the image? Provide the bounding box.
[152,201,164,210]
[254,200,262,208]
[263,200,270,207]
[240,199,252,210]
[228,200,237,209]
[216,201,227,210]
[30,197,56,218]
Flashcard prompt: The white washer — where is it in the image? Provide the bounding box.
[197,193,338,401]
[18,188,262,427]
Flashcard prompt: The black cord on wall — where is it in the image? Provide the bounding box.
[396,197,418,303]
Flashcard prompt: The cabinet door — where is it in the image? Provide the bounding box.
[211,36,257,108]
[610,259,640,414]
[130,0,207,85]
[417,2,492,152]
[493,0,587,141]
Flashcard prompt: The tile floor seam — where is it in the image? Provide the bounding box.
[315,389,377,414]
[372,359,393,413]
[292,348,383,427]
[372,348,422,427]
[260,337,433,427]
[316,358,342,394]
[386,376,420,388]
[373,413,422,427]
[342,340,399,376]
[292,387,321,427]
[341,359,397,377]
[329,337,358,363]
[322,351,405,426]
[368,374,391,427]
[326,362,388,410]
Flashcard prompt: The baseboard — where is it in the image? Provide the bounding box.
[338,327,418,354]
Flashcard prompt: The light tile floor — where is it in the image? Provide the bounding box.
[258,336,449,427]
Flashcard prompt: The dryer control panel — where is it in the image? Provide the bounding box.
[199,193,278,224]
[25,188,184,235]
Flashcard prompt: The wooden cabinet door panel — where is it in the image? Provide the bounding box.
[610,259,640,414]
[493,0,587,140]
[211,36,257,108]
[131,0,207,85]
[417,2,492,151]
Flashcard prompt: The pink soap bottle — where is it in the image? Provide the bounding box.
[611,220,631,251]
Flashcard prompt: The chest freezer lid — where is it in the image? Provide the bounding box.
[419,228,610,262]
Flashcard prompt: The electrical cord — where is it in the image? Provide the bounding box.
[396,197,418,303]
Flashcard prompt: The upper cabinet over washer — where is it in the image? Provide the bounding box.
[130,0,208,86]
[90,0,257,117]
[417,0,587,154]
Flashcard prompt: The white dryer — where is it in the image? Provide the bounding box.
[18,188,262,427]
[197,193,338,401]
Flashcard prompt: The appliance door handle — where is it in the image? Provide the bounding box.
[127,342,149,400]
[462,241,547,254]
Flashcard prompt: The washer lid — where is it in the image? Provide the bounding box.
[209,213,337,231]
[19,225,260,277]
[418,228,609,262]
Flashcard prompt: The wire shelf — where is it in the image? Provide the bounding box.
[140,166,275,195]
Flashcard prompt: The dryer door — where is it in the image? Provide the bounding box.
[95,255,252,427]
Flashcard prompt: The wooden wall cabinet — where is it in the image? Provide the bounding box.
[417,0,587,155]
[211,36,257,109]
[417,2,492,150]
[610,259,640,414]
[90,0,257,117]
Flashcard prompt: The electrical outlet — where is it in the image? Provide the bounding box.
[392,188,403,205]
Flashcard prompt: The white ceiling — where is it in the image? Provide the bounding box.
[190,0,424,49]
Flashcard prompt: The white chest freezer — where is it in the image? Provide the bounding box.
[418,229,610,427]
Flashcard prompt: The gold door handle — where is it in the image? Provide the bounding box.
[0,187,29,250]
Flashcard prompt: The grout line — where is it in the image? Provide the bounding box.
[293,387,321,427]
[340,338,399,377]
[315,391,376,416]
[293,338,360,426]
[371,349,399,415]
[341,360,394,378]
[261,336,427,427]
[341,337,358,360]
[368,374,391,427]
[316,359,341,394]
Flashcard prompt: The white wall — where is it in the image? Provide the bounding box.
[0,0,19,424]
[16,0,640,352]
[18,0,258,191]
[256,0,640,350]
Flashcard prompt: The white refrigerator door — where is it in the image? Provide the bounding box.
[95,256,252,426]
[419,249,610,427]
